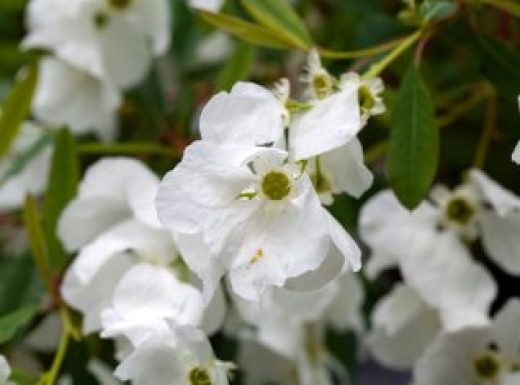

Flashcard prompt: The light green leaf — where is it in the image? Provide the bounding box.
[43,129,79,272]
[217,43,256,91]
[240,0,312,49]
[197,11,295,50]
[23,194,52,288]
[0,305,38,344]
[0,63,38,161]
[387,66,439,210]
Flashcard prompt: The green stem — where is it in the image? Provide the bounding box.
[318,38,403,60]
[481,0,520,17]
[42,331,69,385]
[362,29,424,79]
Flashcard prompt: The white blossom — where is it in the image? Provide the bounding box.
[367,284,441,370]
[157,142,361,302]
[413,299,520,385]
[59,158,178,333]
[340,72,385,125]
[33,57,121,141]
[115,323,234,385]
[0,356,14,385]
[23,0,170,89]
[360,185,499,332]
[0,122,52,212]
[100,263,204,347]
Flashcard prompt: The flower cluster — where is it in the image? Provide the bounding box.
[359,169,520,382]
[53,49,384,384]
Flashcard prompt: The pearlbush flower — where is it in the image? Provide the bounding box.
[157,142,361,301]
[33,57,121,141]
[115,323,234,385]
[413,299,520,385]
[0,356,14,385]
[59,157,178,332]
[23,0,170,89]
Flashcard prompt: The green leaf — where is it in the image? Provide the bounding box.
[197,11,295,50]
[387,66,439,209]
[240,0,312,49]
[43,129,79,272]
[0,305,38,344]
[0,63,38,161]
[23,194,52,288]
[479,36,520,104]
[0,256,42,315]
[217,43,256,91]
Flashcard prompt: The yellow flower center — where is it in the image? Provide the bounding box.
[474,352,500,380]
[93,11,109,29]
[358,86,376,112]
[189,367,212,385]
[445,197,475,225]
[108,0,131,10]
[312,74,332,99]
[261,171,291,201]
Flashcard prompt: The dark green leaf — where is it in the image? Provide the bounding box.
[44,129,79,272]
[217,43,256,91]
[197,11,295,50]
[240,0,312,49]
[0,63,38,161]
[387,66,439,209]
[0,256,42,315]
[0,305,38,344]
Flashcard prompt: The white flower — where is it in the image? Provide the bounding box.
[197,80,371,203]
[156,142,361,301]
[233,270,363,385]
[304,138,373,205]
[59,158,178,333]
[33,57,121,141]
[340,72,385,125]
[0,356,14,385]
[23,0,170,89]
[188,0,225,12]
[100,263,204,347]
[300,49,336,101]
[360,187,498,332]
[413,299,520,385]
[0,122,52,212]
[115,323,234,385]
[367,284,441,370]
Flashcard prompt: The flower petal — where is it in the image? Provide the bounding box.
[199,82,284,147]
[290,85,361,160]
[400,230,496,332]
[480,211,520,275]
